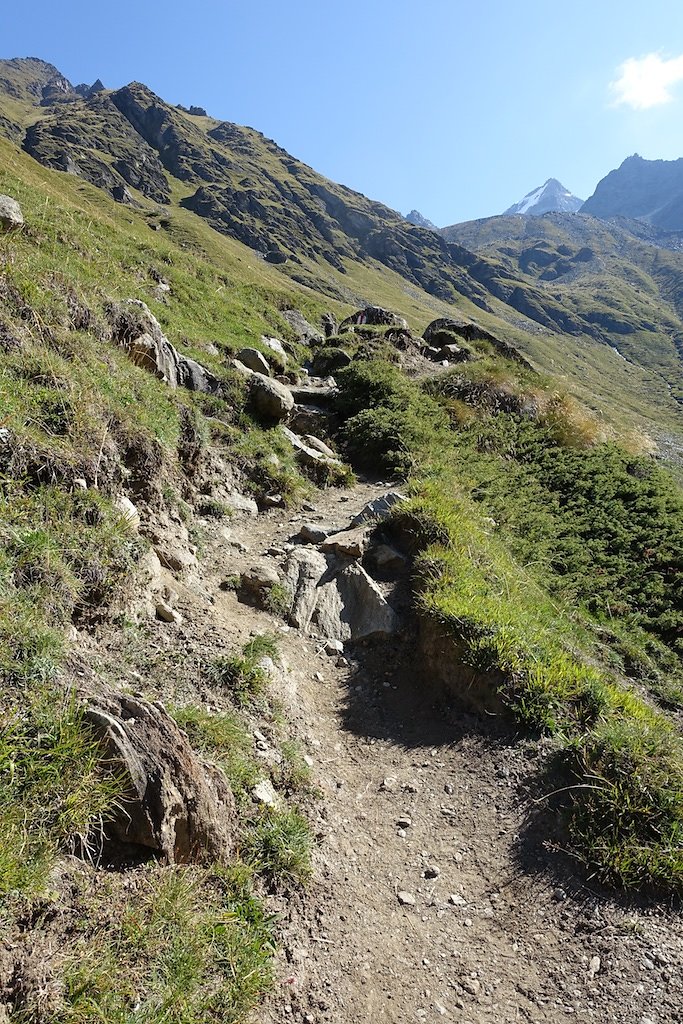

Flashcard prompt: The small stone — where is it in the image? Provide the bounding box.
[324,639,344,655]
[380,776,398,792]
[397,828,407,839]
[403,781,419,793]
[298,522,331,544]
[444,783,454,795]
[396,814,412,829]
[588,955,601,977]
[313,671,324,682]
[397,891,416,906]
[73,477,88,491]
[116,494,141,529]
[463,918,473,927]
[155,602,182,624]
[424,865,441,879]
[252,780,280,808]
[434,1002,447,1016]
[462,978,480,996]
[553,887,567,902]
[302,501,317,512]
[448,894,467,906]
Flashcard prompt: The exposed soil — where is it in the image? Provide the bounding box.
[6,477,682,1024]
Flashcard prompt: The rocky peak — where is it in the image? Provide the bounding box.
[405,209,438,230]
[504,178,583,216]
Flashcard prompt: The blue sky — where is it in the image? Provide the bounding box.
[5,1,683,225]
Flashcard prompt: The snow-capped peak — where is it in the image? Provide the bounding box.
[504,179,583,216]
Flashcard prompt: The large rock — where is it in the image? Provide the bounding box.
[316,563,398,641]
[282,548,397,641]
[0,195,23,232]
[237,347,271,375]
[110,301,220,394]
[250,373,294,421]
[281,308,323,345]
[84,689,235,863]
[351,491,407,526]
[321,526,370,559]
[339,306,408,331]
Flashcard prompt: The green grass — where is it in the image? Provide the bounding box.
[36,864,275,1024]
[0,688,123,898]
[206,634,280,708]
[242,806,312,888]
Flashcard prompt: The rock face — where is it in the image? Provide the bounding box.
[405,209,438,230]
[0,195,23,231]
[581,154,683,231]
[250,373,294,420]
[84,689,235,863]
[110,300,220,393]
[281,309,323,345]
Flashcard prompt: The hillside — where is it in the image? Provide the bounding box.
[1,55,683,1024]
[582,153,683,231]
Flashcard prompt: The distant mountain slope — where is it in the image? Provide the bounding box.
[504,178,583,216]
[404,209,437,230]
[581,154,683,231]
[2,56,683,440]
[441,211,683,405]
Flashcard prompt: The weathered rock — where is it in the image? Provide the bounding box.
[111,301,220,394]
[237,347,271,375]
[372,544,407,572]
[440,342,469,362]
[223,490,259,515]
[262,335,288,367]
[252,779,281,808]
[281,308,323,344]
[321,526,370,560]
[0,195,23,232]
[298,522,334,544]
[84,689,234,862]
[302,434,337,458]
[232,358,254,378]
[289,403,333,436]
[315,563,398,641]
[115,494,141,530]
[321,312,338,337]
[339,305,408,331]
[397,891,416,906]
[280,425,342,468]
[283,547,330,630]
[250,373,294,421]
[155,601,182,624]
[351,491,407,526]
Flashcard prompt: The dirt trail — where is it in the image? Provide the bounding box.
[136,479,683,1024]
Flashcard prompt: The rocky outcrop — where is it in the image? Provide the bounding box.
[0,195,23,231]
[339,306,408,331]
[84,688,235,862]
[281,309,324,345]
[250,374,294,420]
[280,425,342,469]
[110,300,221,394]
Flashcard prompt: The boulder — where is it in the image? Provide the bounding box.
[321,312,338,338]
[311,347,352,376]
[339,306,408,332]
[0,195,23,232]
[321,526,370,560]
[110,301,220,394]
[372,544,407,572]
[237,347,271,375]
[282,549,398,641]
[315,563,398,641]
[239,563,280,607]
[250,373,294,421]
[351,491,407,526]
[84,689,235,862]
[282,547,330,630]
[289,403,333,436]
[281,308,323,345]
[298,522,338,544]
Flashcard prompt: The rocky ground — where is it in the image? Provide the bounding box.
[111,479,683,1024]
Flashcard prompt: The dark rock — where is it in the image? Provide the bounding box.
[311,347,352,376]
[321,312,338,337]
[339,305,408,331]
[84,688,235,863]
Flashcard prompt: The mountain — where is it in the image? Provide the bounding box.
[581,154,683,232]
[404,209,437,230]
[1,57,683,441]
[504,178,583,216]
